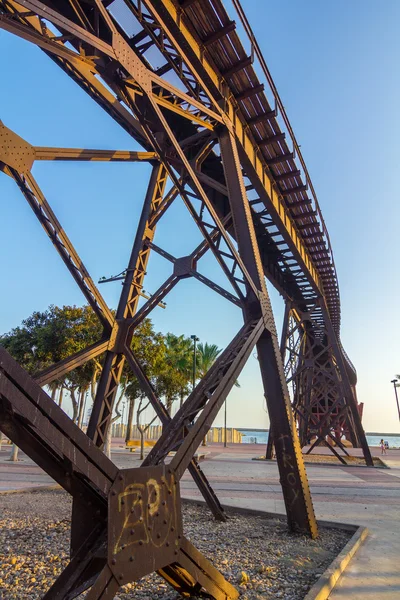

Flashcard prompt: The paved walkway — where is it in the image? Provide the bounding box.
[1,441,399,598]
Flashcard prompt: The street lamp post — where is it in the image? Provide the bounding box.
[192,334,206,445]
[391,379,400,422]
[224,399,227,448]
[190,335,199,390]
[121,401,126,437]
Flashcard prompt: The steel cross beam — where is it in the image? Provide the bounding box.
[0,123,227,528]
[0,122,114,331]
[86,163,169,448]
[0,0,372,593]
[0,348,238,600]
[0,0,320,533]
[218,126,317,536]
[280,302,372,465]
[0,0,356,387]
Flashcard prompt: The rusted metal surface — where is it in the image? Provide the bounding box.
[0,0,372,596]
[0,350,236,599]
[279,301,372,466]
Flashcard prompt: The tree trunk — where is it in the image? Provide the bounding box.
[77,389,86,429]
[138,426,145,460]
[9,444,19,462]
[58,386,64,408]
[180,389,184,408]
[167,397,173,415]
[51,386,57,401]
[70,388,79,423]
[126,398,136,443]
[104,425,112,459]
[103,383,127,458]
[0,431,3,451]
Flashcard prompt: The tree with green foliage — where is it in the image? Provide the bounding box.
[195,342,222,446]
[136,397,158,459]
[156,333,193,414]
[1,304,103,424]
[196,343,221,379]
[1,304,233,458]
[124,319,166,442]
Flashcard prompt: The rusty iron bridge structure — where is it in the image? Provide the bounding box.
[0,0,372,598]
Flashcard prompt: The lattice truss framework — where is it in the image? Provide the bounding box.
[0,118,315,598]
[0,0,373,597]
[278,302,365,464]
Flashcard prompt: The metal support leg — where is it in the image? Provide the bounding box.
[219,127,317,537]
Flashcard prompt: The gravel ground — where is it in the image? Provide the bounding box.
[0,490,351,599]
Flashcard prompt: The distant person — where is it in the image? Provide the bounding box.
[380,439,387,455]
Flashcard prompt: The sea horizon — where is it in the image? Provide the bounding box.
[234,428,400,447]
[234,427,400,436]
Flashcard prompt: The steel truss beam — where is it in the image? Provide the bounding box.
[1,123,226,508]
[0,0,321,295]
[278,301,372,466]
[0,0,373,596]
[0,348,237,599]
[0,0,356,376]
[0,115,317,599]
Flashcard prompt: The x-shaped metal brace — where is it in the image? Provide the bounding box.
[0,325,261,598]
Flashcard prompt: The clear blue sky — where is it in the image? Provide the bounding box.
[0,0,399,432]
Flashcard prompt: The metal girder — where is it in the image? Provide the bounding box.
[234,83,265,101]
[218,126,317,536]
[34,148,158,161]
[275,169,301,182]
[260,132,286,146]
[6,168,114,331]
[86,163,169,448]
[0,124,228,521]
[35,339,110,386]
[0,0,373,596]
[247,110,277,127]
[0,0,324,297]
[202,20,236,46]
[266,153,295,166]
[0,0,353,364]
[280,302,372,465]
[0,349,237,599]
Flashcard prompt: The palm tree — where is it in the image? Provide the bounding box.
[196,343,222,446]
[162,334,193,413]
[197,342,239,387]
[196,343,222,378]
